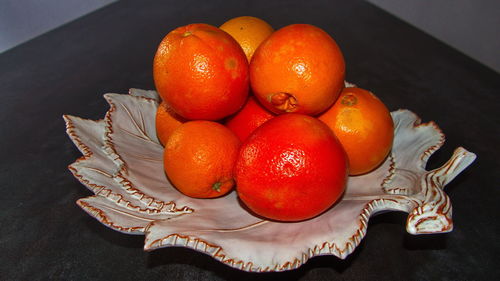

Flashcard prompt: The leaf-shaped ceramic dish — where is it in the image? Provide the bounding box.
[64,88,476,272]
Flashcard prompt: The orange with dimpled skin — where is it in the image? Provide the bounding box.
[155,101,185,146]
[250,24,345,116]
[153,23,249,120]
[219,16,274,62]
[235,113,348,221]
[225,96,275,142]
[163,121,241,198]
[319,87,394,175]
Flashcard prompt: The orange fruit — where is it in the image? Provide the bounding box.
[155,101,185,146]
[319,87,394,175]
[163,121,241,198]
[220,16,274,62]
[235,113,348,221]
[250,24,345,115]
[224,96,275,142]
[153,23,249,120]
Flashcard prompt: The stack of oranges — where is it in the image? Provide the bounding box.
[152,16,394,222]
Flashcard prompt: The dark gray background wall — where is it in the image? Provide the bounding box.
[1,0,499,73]
[365,0,499,73]
[0,0,116,53]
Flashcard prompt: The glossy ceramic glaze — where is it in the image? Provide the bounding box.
[64,87,476,272]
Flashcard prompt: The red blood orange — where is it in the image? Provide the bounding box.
[235,113,348,221]
[225,96,275,142]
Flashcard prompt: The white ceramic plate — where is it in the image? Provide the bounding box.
[64,88,476,272]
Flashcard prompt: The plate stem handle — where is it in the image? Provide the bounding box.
[406,147,476,234]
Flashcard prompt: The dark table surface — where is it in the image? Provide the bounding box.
[1,0,499,280]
